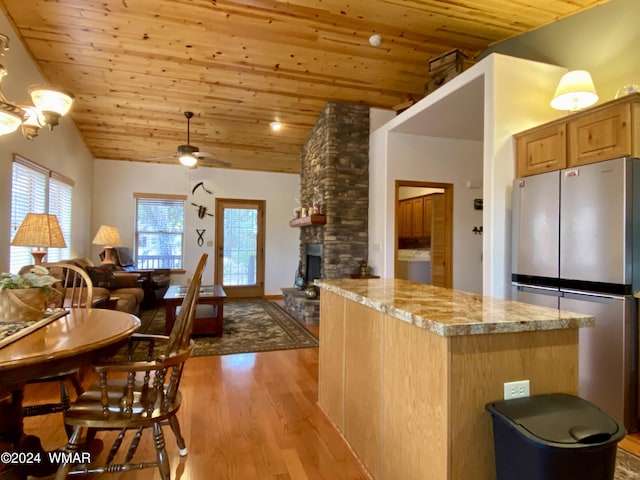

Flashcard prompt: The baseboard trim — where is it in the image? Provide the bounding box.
[264,294,283,301]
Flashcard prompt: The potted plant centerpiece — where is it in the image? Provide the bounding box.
[0,266,60,321]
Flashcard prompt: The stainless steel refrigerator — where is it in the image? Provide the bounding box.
[512,157,640,431]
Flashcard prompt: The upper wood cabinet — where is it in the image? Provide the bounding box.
[515,93,640,177]
[411,197,424,237]
[399,200,413,237]
[398,195,433,239]
[515,121,566,177]
[568,101,640,166]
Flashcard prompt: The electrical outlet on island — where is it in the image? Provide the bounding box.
[503,380,530,400]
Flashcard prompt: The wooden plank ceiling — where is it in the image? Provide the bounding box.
[0,0,608,173]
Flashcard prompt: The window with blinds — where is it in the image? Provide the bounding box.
[135,195,185,270]
[10,157,73,273]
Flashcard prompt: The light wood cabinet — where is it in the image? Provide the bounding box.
[411,197,424,237]
[568,101,640,166]
[318,287,581,480]
[318,291,346,430]
[515,93,640,177]
[398,195,434,239]
[399,200,412,237]
[344,300,383,478]
[515,121,566,177]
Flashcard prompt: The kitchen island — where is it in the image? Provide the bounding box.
[315,278,595,480]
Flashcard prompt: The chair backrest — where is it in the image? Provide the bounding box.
[90,254,208,422]
[47,263,94,308]
[19,263,94,308]
[165,253,208,354]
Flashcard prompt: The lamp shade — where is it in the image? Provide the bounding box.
[92,225,121,246]
[11,213,67,248]
[550,70,598,112]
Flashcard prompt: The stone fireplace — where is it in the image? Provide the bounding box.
[283,102,370,325]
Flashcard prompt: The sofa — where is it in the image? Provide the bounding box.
[30,257,144,315]
[100,247,171,309]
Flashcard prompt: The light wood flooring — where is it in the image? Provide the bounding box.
[23,346,366,480]
[20,316,640,479]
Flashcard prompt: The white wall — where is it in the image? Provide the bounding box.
[369,54,568,298]
[92,160,300,295]
[387,135,484,293]
[482,55,567,298]
[370,108,395,133]
[0,14,94,273]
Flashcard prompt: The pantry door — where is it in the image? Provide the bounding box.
[214,199,265,298]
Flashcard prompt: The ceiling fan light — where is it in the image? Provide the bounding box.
[29,85,74,117]
[179,153,198,167]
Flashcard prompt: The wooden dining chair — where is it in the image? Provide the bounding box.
[22,263,94,418]
[55,254,208,480]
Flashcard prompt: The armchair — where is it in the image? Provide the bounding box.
[101,247,170,309]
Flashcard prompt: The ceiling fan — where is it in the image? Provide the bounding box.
[148,111,230,168]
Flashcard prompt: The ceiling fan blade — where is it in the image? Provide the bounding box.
[145,154,177,161]
[194,151,231,167]
[200,157,231,167]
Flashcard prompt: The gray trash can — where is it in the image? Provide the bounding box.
[485,393,626,480]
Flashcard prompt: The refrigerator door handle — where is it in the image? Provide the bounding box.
[561,290,626,302]
[513,284,562,295]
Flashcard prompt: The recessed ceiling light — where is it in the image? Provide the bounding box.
[270,121,282,131]
[369,34,382,47]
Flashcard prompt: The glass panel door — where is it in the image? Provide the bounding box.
[215,199,265,297]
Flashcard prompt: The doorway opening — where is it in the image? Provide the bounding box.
[214,198,265,298]
[395,180,453,288]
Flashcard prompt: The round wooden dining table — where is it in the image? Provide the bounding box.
[0,308,140,479]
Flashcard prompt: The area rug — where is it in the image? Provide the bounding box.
[616,448,640,479]
[137,298,318,357]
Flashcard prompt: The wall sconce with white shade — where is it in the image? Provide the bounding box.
[550,70,598,112]
[92,225,122,264]
[10,213,67,265]
[0,34,74,140]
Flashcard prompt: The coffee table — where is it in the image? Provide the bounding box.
[164,284,226,336]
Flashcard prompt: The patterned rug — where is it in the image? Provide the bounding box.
[616,448,640,479]
[138,298,318,357]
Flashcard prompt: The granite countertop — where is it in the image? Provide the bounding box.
[315,278,595,337]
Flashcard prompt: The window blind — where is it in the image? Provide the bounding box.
[10,158,72,272]
[135,197,185,269]
[47,177,72,262]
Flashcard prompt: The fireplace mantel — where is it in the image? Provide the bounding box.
[289,215,326,227]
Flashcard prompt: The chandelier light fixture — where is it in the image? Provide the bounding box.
[0,33,74,140]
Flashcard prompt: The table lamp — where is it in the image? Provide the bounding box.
[550,70,598,112]
[92,225,121,265]
[10,213,67,265]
